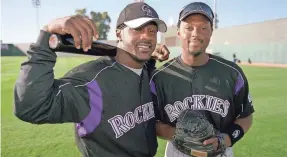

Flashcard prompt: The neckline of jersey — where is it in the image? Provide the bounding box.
[177,53,212,70]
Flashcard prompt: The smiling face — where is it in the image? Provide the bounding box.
[117,22,158,62]
[177,14,213,57]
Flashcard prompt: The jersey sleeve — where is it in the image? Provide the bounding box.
[14,30,93,124]
[150,74,170,124]
[233,68,255,118]
[150,80,161,121]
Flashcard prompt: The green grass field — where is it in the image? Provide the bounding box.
[1,57,287,157]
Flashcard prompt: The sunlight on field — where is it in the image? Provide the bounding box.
[1,57,287,157]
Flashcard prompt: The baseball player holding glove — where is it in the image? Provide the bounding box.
[172,109,226,157]
[150,2,254,157]
[14,2,169,157]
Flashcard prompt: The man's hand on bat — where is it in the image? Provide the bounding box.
[43,15,98,52]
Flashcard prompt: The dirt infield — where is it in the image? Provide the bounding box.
[239,62,287,68]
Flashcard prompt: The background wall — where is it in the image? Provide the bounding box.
[161,18,287,64]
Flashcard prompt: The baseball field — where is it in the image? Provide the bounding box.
[1,56,287,157]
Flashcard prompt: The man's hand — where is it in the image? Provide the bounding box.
[203,133,232,151]
[151,44,170,61]
[155,121,175,140]
[43,15,98,52]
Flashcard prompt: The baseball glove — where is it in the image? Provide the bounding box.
[172,109,226,157]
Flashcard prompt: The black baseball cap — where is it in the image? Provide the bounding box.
[116,2,167,33]
[177,2,214,27]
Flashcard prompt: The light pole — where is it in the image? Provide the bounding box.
[209,0,217,54]
[213,0,217,30]
[32,0,41,31]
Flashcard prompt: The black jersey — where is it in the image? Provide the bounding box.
[14,30,158,157]
[150,54,255,131]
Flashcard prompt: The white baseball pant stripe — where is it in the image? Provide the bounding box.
[164,141,234,157]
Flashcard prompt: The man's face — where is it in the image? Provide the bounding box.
[118,23,158,62]
[177,14,212,57]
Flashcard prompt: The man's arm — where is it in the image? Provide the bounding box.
[14,30,92,124]
[234,114,253,133]
[155,121,175,141]
[150,75,175,141]
[146,44,170,78]
[226,69,255,145]
[146,43,170,78]
[205,115,253,148]
[14,15,99,125]
[204,68,255,148]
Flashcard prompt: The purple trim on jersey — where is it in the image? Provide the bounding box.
[150,80,157,95]
[234,74,244,95]
[76,80,103,137]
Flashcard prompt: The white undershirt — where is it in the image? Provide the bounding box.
[120,63,143,76]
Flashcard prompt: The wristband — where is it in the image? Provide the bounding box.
[224,123,244,146]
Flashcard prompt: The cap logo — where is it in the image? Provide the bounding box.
[196,4,212,18]
[141,5,153,17]
[196,4,204,11]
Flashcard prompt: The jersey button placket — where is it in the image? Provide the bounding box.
[190,73,198,95]
[195,88,200,94]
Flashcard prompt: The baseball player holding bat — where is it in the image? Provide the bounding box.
[150,2,255,157]
[14,2,169,157]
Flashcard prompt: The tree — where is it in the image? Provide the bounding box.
[75,8,87,17]
[75,9,111,40]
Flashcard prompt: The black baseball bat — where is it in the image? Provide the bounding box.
[48,34,117,56]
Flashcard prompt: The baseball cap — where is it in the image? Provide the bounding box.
[177,2,214,27]
[116,2,167,33]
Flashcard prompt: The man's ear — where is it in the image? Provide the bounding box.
[116,29,122,41]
